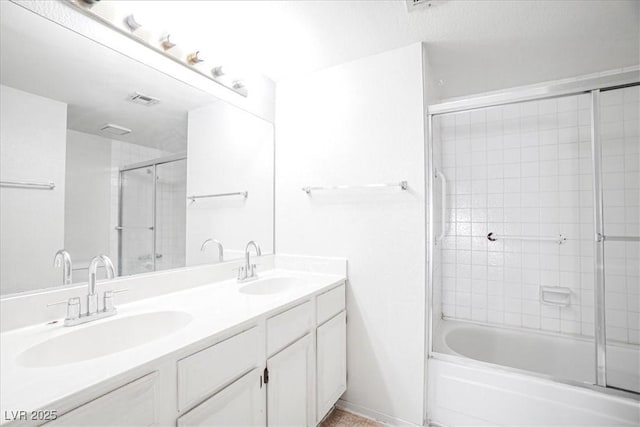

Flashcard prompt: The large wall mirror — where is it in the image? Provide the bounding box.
[0,2,274,296]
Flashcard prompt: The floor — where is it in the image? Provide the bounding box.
[319,409,384,427]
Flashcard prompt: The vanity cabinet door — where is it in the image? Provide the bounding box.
[45,372,158,426]
[266,333,314,427]
[177,368,264,427]
[316,311,347,423]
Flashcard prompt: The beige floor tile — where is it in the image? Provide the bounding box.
[319,409,384,427]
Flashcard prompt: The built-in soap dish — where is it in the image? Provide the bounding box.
[539,286,571,307]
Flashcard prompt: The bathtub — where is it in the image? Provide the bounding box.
[428,320,640,426]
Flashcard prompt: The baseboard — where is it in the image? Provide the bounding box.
[336,399,421,427]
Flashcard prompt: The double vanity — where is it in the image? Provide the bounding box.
[1,3,344,426]
[0,255,347,426]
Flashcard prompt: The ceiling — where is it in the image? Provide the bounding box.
[118,0,639,99]
[0,2,219,153]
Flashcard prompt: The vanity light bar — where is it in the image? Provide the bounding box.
[124,14,142,32]
[70,1,249,97]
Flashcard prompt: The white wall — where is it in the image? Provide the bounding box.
[65,130,112,267]
[186,102,274,265]
[0,84,67,294]
[275,43,426,425]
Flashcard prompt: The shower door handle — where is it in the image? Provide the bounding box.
[435,169,447,243]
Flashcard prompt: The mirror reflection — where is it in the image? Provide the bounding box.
[0,5,274,296]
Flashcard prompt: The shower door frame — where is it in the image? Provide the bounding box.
[425,69,640,400]
[117,153,187,276]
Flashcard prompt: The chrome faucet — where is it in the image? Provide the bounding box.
[53,249,73,285]
[87,254,115,315]
[47,254,124,327]
[238,241,261,282]
[201,238,224,262]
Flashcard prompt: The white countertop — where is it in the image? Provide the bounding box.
[0,268,345,420]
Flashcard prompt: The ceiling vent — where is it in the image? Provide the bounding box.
[100,123,132,136]
[406,0,448,12]
[127,92,160,106]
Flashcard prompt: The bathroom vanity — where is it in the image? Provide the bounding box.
[0,256,347,426]
[0,3,348,425]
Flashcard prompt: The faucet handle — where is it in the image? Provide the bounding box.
[103,289,128,312]
[237,265,246,281]
[66,297,81,320]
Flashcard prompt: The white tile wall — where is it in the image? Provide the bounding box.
[434,87,639,346]
[155,159,187,272]
[435,93,601,339]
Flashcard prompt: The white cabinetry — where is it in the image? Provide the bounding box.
[177,326,259,411]
[177,368,264,427]
[266,334,314,427]
[46,372,158,426]
[317,311,347,422]
[44,282,346,427]
[316,284,347,422]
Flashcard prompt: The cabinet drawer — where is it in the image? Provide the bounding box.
[267,301,312,356]
[317,284,345,325]
[46,372,158,426]
[177,368,263,427]
[178,326,259,411]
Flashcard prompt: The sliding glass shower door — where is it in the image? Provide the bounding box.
[118,157,187,277]
[119,166,155,276]
[598,86,640,393]
[428,77,640,396]
[430,93,596,386]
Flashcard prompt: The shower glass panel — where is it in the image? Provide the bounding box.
[599,86,640,393]
[431,93,597,385]
[155,159,187,272]
[119,166,155,276]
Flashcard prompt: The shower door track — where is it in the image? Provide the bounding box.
[117,154,187,276]
[426,69,640,400]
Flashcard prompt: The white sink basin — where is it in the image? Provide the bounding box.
[17,311,192,368]
[239,277,303,295]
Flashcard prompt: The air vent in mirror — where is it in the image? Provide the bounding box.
[100,124,132,136]
[127,92,160,106]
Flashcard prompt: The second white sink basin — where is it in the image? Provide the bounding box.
[239,277,304,295]
[17,310,192,368]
